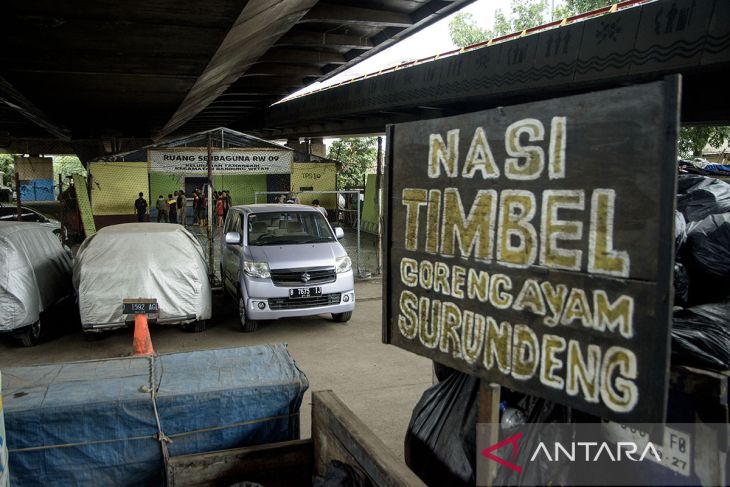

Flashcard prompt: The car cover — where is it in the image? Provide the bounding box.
[0,222,73,331]
[73,223,212,326]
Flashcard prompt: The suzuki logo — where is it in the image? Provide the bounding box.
[301,272,311,282]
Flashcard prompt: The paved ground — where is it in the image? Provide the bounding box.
[0,278,432,460]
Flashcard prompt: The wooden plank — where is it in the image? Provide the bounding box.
[312,390,426,487]
[476,382,500,487]
[382,79,680,424]
[166,439,314,487]
[72,174,96,238]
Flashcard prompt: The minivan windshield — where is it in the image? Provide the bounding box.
[246,211,336,246]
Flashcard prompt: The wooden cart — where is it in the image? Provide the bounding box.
[166,390,426,487]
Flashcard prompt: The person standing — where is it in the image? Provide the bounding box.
[192,190,200,225]
[312,199,328,219]
[177,190,187,225]
[223,190,232,219]
[216,195,224,228]
[199,189,207,227]
[134,192,148,222]
[155,195,167,222]
[167,193,177,223]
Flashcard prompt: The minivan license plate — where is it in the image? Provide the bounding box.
[290,287,322,298]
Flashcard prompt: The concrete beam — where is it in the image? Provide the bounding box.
[300,3,413,28]
[0,76,70,141]
[260,48,346,65]
[276,31,373,50]
[157,0,319,139]
[244,63,323,77]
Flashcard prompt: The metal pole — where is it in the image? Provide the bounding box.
[375,137,383,275]
[14,172,21,221]
[207,133,214,279]
[58,173,65,243]
[356,190,361,277]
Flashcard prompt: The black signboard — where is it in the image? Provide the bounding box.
[383,79,679,424]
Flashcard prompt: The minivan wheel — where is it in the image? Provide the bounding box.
[238,294,259,332]
[332,311,352,323]
[183,320,207,333]
[18,320,41,347]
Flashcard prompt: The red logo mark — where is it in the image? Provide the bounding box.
[481,432,523,474]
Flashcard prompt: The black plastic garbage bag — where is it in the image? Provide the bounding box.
[671,302,730,370]
[676,174,730,222]
[493,395,572,487]
[673,262,690,307]
[684,213,730,303]
[675,211,687,252]
[404,371,479,486]
[312,461,373,487]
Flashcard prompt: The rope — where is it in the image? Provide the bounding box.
[147,355,172,480]
[9,356,298,459]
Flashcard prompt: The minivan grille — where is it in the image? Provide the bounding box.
[270,267,336,286]
[268,293,341,310]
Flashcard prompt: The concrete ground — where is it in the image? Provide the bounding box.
[0,278,432,460]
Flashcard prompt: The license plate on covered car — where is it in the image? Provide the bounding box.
[289,287,322,298]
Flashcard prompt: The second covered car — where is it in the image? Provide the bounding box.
[74,223,212,334]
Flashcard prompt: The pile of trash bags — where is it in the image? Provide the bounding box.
[405,366,572,486]
[404,174,730,487]
[674,174,730,370]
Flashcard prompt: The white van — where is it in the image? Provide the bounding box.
[221,204,355,332]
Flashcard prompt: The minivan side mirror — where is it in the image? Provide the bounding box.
[334,226,344,240]
[225,231,242,245]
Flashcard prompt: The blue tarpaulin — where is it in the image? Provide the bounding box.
[19,180,54,202]
[2,345,308,486]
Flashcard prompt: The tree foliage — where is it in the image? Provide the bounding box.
[448,13,490,48]
[554,0,619,18]
[449,0,626,48]
[0,154,13,186]
[448,1,729,161]
[328,137,377,189]
[678,126,730,159]
[449,0,548,47]
[53,155,86,179]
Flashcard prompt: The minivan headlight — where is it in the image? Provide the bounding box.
[243,261,270,278]
[335,255,352,274]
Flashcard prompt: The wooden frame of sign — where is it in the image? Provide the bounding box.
[383,77,680,424]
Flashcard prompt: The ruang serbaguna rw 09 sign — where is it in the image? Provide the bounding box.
[149,148,293,175]
[382,78,680,424]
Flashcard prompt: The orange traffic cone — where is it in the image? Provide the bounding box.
[132,314,154,356]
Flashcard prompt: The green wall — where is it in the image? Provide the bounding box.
[149,173,183,201]
[216,174,267,205]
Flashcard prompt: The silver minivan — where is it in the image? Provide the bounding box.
[221,204,355,331]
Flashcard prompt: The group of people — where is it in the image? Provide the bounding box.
[135,190,330,226]
[135,189,233,227]
[275,193,328,219]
